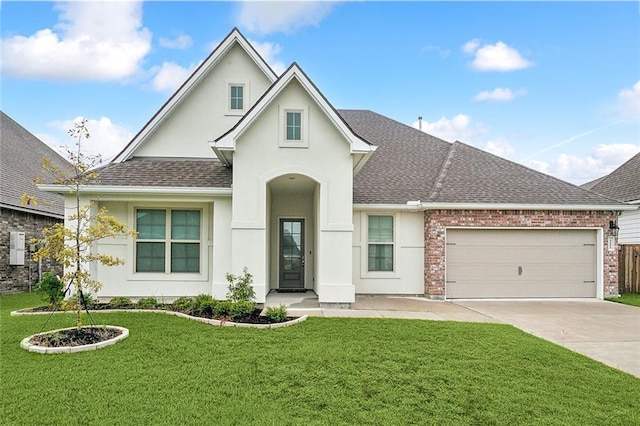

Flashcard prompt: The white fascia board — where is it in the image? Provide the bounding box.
[216,65,377,155]
[627,199,640,205]
[114,29,276,163]
[353,203,638,211]
[37,184,232,197]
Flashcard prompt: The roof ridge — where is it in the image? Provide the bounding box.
[428,141,458,201]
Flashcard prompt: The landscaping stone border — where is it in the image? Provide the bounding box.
[21,326,129,354]
[11,308,308,329]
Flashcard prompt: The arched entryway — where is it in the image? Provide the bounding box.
[267,174,318,292]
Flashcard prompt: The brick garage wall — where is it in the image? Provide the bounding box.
[424,210,618,299]
[0,208,62,294]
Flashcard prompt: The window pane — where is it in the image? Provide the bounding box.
[231,85,243,110]
[171,210,200,240]
[368,244,393,272]
[171,243,200,273]
[136,209,165,239]
[368,216,393,242]
[136,242,165,272]
[286,112,301,140]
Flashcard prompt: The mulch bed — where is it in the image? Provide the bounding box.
[22,305,297,325]
[29,327,123,347]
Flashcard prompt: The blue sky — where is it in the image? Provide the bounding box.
[1,1,638,184]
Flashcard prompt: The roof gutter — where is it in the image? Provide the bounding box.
[37,184,233,197]
[353,202,638,211]
[0,203,64,220]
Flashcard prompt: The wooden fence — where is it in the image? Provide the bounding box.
[619,245,640,294]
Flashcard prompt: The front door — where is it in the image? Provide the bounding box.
[279,219,305,289]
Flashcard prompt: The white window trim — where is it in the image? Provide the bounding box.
[226,80,250,115]
[129,203,208,282]
[279,106,309,148]
[363,213,397,276]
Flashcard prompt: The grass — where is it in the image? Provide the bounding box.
[2,293,639,425]
[607,293,640,307]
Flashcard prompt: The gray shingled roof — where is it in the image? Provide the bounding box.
[340,110,452,204]
[429,142,619,205]
[588,152,640,202]
[340,110,620,206]
[0,111,69,217]
[92,158,231,188]
[83,109,624,207]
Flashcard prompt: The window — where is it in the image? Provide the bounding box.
[286,111,301,141]
[136,209,201,273]
[368,215,394,272]
[230,85,244,110]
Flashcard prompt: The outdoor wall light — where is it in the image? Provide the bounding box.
[609,220,619,236]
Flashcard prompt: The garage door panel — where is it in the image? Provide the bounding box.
[448,246,594,264]
[446,229,597,299]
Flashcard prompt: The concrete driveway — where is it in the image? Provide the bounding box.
[453,300,640,378]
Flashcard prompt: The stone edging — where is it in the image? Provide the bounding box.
[21,326,129,354]
[11,308,308,329]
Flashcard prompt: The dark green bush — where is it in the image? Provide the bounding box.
[136,297,158,309]
[265,305,288,323]
[226,267,256,303]
[35,272,64,306]
[108,296,133,309]
[192,294,216,317]
[230,300,255,320]
[62,292,96,311]
[213,300,232,317]
[172,297,193,313]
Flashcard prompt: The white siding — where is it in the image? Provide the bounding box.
[352,210,425,294]
[618,208,640,244]
[133,44,273,159]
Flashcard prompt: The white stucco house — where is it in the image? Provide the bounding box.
[42,29,634,305]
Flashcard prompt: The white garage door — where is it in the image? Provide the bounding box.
[446,229,597,299]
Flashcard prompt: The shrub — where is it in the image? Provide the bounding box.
[108,296,133,309]
[230,300,255,320]
[192,294,216,317]
[265,305,288,323]
[61,292,96,311]
[137,297,158,309]
[226,267,256,303]
[35,272,64,306]
[214,300,232,317]
[172,297,193,313]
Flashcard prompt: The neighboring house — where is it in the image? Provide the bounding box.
[584,152,640,292]
[0,112,68,293]
[40,29,633,304]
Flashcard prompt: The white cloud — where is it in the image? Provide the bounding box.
[485,138,516,158]
[528,143,640,184]
[473,87,527,102]
[249,39,287,75]
[413,114,488,142]
[421,45,451,58]
[38,116,135,162]
[0,2,151,81]
[159,34,192,50]
[150,61,198,93]
[237,1,337,35]
[462,38,480,54]
[463,40,533,72]
[617,81,640,120]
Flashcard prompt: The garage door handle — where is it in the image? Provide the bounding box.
[518,266,523,276]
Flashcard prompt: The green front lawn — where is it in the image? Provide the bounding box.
[607,293,640,307]
[2,293,639,425]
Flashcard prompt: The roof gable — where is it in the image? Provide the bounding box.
[211,63,375,167]
[113,28,277,163]
[0,111,69,217]
[590,152,640,202]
